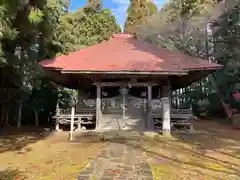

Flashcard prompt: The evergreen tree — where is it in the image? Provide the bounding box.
[88,0,102,10]
[0,0,66,127]
[212,1,240,99]
[124,0,158,34]
[51,4,121,55]
[138,0,240,115]
[0,0,121,127]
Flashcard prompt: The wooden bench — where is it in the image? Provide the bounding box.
[52,113,95,130]
[152,108,195,131]
[153,118,193,130]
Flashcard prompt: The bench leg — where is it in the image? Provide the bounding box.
[189,122,195,132]
[77,117,82,130]
[55,118,60,132]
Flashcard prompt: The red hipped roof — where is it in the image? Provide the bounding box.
[40,33,221,73]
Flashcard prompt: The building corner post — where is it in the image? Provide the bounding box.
[69,106,75,140]
[119,86,129,128]
[55,102,60,132]
[147,84,153,130]
[96,83,101,130]
[161,80,171,136]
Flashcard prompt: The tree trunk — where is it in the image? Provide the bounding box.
[17,101,22,128]
[0,104,4,128]
[5,105,10,126]
[33,109,39,127]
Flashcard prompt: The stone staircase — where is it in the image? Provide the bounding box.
[99,114,122,130]
[99,95,147,131]
[99,111,146,131]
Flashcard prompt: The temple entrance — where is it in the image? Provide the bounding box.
[100,94,123,130]
[76,85,162,130]
[99,86,147,130]
[124,94,146,130]
[99,95,146,130]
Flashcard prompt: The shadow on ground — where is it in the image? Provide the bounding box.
[0,126,52,153]
[74,121,240,179]
[0,169,24,180]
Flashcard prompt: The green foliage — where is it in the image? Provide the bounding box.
[124,0,158,34]
[87,0,102,10]
[0,0,66,126]
[51,6,121,55]
[27,78,58,111]
[138,0,217,52]
[213,2,240,99]
[138,0,240,117]
[147,1,158,13]
[38,0,66,59]
[207,93,227,117]
[58,87,77,109]
[0,0,122,126]
[29,8,44,25]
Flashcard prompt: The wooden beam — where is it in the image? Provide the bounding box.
[81,74,168,80]
[52,114,93,118]
[61,70,187,75]
[94,82,157,87]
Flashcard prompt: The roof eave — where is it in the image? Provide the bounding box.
[184,65,222,71]
[42,67,63,71]
[60,70,188,76]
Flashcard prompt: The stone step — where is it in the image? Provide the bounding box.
[100,114,145,130]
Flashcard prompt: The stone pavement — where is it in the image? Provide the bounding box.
[77,133,153,180]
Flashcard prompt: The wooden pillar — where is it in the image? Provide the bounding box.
[121,87,128,119]
[55,102,60,131]
[147,84,153,130]
[69,106,75,140]
[96,84,101,129]
[161,81,171,136]
[143,99,147,112]
[119,87,128,128]
[122,92,126,120]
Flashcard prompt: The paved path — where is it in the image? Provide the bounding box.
[77,132,153,180]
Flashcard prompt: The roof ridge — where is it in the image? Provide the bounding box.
[112,33,136,39]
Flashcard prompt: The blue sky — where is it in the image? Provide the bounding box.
[70,0,167,28]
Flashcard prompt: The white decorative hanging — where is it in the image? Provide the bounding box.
[102,91,108,97]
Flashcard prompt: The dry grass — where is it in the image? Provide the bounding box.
[142,120,240,180]
[0,127,105,180]
[1,121,239,180]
